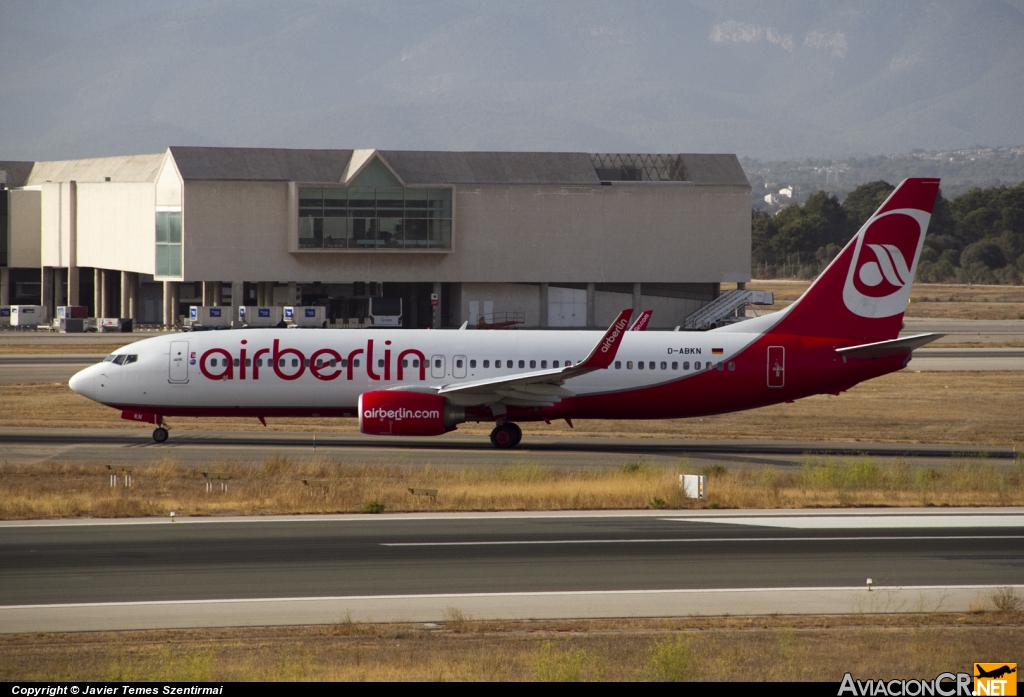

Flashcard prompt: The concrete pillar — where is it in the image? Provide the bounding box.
[586,282,596,329]
[287,281,298,306]
[129,273,138,321]
[201,281,213,306]
[120,271,131,318]
[213,281,223,306]
[632,282,642,317]
[0,267,9,306]
[539,282,548,328]
[99,269,109,318]
[93,269,102,317]
[41,266,53,321]
[432,281,442,328]
[67,266,79,307]
[162,281,178,327]
[230,281,243,327]
[53,269,64,308]
[408,284,418,329]
[68,181,79,306]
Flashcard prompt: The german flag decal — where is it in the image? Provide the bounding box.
[711,348,724,355]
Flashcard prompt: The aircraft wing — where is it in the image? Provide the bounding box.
[835,333,943,359]
[430,309,633,408]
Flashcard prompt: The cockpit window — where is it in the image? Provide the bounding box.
[124,355,138,364]
[103,354,116,362]
[113,355,127,365]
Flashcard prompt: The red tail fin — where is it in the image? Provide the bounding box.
[771,178,940,342]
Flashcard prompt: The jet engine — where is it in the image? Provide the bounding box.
[358,390,466,436]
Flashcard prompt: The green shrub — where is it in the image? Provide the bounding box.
[649,635,692,681]
[361,500,385,514]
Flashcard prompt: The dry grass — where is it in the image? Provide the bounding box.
[2,612,1021,681]
[750,281,1024,320]
[0,343,125,355]
[2,455,1022,519]
[3,371,1021,446]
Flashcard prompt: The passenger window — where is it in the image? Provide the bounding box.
[638,361,644,370]
[434,359,442,368]
[615,361,621,369]
[412,359,419,368]
[341,359,347,368]
[541,360,547,369]
[507,360,514,368]
[529,360,536,369]
[354,359,360,367]
[456,359,464,368]
[694,361,701,369]
[553,361,559,368]
[292,359,299,367]
[470,360,476,368]
[483,360,490,368]
[627,361,633,369]
[717,362,724,371]
[728,362,735,371]
[672,362,678,370]
[565,361,572,367]
[518,360,525,368]
[378,359,385,368]
[402,359,408,368]
[683,361,689,370]
[649,362,655,370]
[256,359,263,367]
[279,359,285,367]
[660,362,666,370]
[234,358,240,367]
[329,359,336,368]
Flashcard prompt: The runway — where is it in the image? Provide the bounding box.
[2,509,1022,632]
[0,427,1016,469]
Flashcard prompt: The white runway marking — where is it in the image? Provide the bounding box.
[382,535,1024,547]
[665,515,1024,529]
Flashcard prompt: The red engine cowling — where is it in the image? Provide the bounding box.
[358,390,465,437]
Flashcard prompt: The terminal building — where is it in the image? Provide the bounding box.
[0,147,751,329]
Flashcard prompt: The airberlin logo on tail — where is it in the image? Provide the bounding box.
[600,317,629,353]
[843,209,930,318]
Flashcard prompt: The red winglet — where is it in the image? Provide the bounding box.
[629,310,652,331]
[575,309,633,370]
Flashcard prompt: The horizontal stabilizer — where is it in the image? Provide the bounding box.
[835,333,943,359]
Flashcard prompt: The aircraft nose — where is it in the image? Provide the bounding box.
[69,366,97,400]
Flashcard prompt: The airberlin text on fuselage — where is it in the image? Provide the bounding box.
[198,338,426,382]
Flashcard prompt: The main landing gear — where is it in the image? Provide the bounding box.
[152,427,169,443]
[489,422,522,449]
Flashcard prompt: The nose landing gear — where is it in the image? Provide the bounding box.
[152,427,169,443]
[489,422,522,449]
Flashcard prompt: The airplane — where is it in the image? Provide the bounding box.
[975,665,1017,680]
[69,177,943,449]
[629,310,652,331]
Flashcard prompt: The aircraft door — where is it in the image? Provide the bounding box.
[453,355,467,379]
[767,346,784,388]
[169,341,190,383]
[430,355,446,379]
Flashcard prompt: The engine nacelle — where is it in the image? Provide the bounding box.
[358,390,466,437]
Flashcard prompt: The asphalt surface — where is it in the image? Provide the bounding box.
[3,511,1023,606]
[0,427,1017,469]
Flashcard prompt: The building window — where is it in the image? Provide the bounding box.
[299,186,452,251]
[155,211,182,277]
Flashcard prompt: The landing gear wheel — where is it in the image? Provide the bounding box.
[152,427,169,443]
[489,422,522,449]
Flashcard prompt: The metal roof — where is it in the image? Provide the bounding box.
[24,154,165,185]
[17,148,749,187]
[0,161,35,188]
[169,147,355,183]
